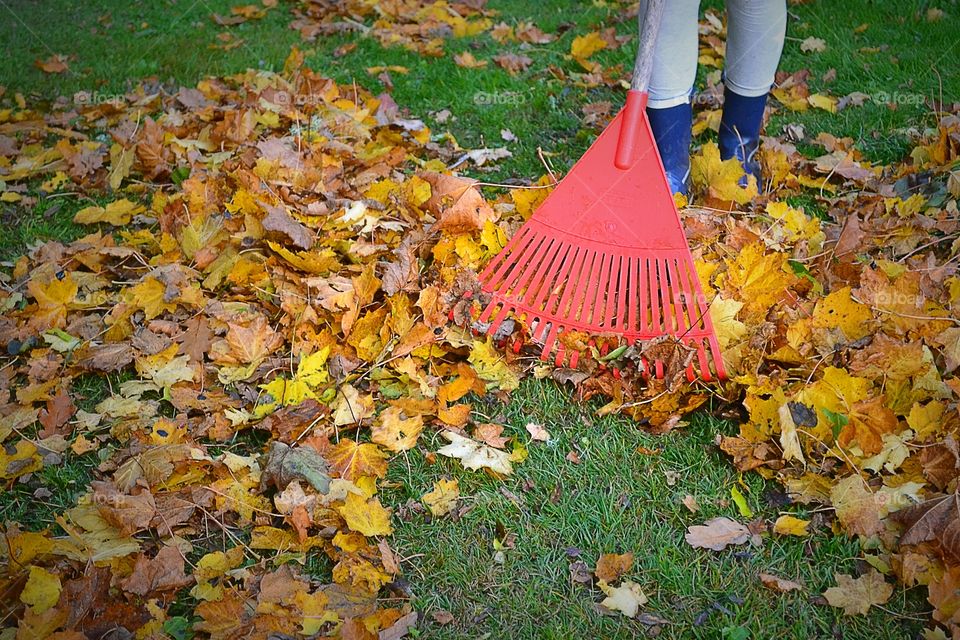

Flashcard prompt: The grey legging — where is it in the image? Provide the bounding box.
[642,0,787,108]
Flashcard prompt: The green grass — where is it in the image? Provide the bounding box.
[0,0,951,636]
[0,194,103,260]
[0,372,117,530]
[383,380,929,639]
[765,0,958,165]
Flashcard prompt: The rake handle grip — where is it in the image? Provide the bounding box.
[630,0,665,93]
[615,0,665,169]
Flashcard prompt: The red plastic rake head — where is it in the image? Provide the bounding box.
[476,1,726,382]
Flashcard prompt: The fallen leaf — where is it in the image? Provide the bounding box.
[823,570,893,616]
[800,36,827,53]
[759,572,804,593]
[685,517,751,551]
[437,431,513,475]
[595,552,634,583]
[35,54,70,73]
[119,545,193,596]
[773,515,810,537]
[338,492,393,537]
[422,478,460,516]
[598,580,647,618]
[525,422,550,442]
[20,566,62,613]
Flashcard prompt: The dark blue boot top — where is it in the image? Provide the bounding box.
[718,87,768,185]
[646,102,692,197]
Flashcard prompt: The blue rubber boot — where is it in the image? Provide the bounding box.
[718,87,768,186]
[646,101,692,196]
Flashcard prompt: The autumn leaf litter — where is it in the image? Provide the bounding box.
[3,0,960,635]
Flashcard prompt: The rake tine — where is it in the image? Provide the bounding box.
[478,299,500,324]
[603,255,621,329]
[616,256,630,331]
[509,236,557,300]
[561,248,596,322]
[549,247,587,319]
[587,253,612,327]
[489,304,513,336]
[555,342,568,367]
[480,225,534,289]
[528,244,572,313]
[577,250,604,323]
[676,258,700,332]
[696,340,713,382]
[568,349,580,369]
[542,323,562,357]
[630,258,641,334]
[666,258,688,335]
[647,260,667,333]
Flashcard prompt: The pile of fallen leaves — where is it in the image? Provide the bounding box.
[3,4,960,637]
[0,49,531,636]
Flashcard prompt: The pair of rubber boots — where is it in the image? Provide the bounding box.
[647,87,767,196]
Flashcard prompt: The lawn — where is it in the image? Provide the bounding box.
[0,0,956,638]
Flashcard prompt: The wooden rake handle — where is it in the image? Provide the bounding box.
[630,0,666,93]
[614,0,666,169]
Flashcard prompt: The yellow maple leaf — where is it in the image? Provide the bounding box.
[771,85,810,112]
[723,243,795,316]
[807,93,838,113]
[297,346,331,387]
[249,526,324,552]
[437,431,513,475]
[0,440,43,480]
[20,566,61,614]
[326,439,389,481]
[709,295,746,348]
[511,176,553,220]
[772,515,810,537]
[812,286,873,341]
[690,142,758,205]
[422,478,460,516]
[906,401,945,441]
[269,241,341,275]
[27,275,78,331]
[796,366,872,443]
[295,589,336,635]
[255,377,315,418]
[135,344,196,392]
[741,388,786,442]
[126,277,178,320]
[73,198,146,226]
[338,492,393,537]
[469,339,520,391]
[570,31,607,60]
[371,406,424,452]
[194,547,245,583]
[765,201,823,245]
[332,554,393,593]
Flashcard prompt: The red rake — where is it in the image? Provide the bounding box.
[477,0,726,382]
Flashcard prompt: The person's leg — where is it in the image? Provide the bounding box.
[720,0,787,184]
[643,0,701,196]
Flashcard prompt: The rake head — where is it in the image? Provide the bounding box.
[477,91,727,382]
